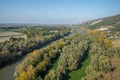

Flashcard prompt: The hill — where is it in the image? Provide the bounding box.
[80,14,120,29]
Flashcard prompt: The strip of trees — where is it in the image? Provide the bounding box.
[0,26,70,68]
[14,38,69,80]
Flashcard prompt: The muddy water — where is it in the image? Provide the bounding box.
[0,57,25,80]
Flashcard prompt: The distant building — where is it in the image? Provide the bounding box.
[50,30,58,33]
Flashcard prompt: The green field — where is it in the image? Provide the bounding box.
[68,54,91,80]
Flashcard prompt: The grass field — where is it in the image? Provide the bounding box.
[0,31,26,43]
[68,54,91,80]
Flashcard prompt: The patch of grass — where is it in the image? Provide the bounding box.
[68,54,91,80]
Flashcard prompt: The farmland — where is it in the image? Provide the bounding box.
[0,31,26,43]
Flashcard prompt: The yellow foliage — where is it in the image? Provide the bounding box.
[27,65,33,71]
[48,70,56,80]
[100,31,105,36]
[26,65,35,79]
[16,71,29,80]
[89,29,112,48]
[37,61,46,71]
[104,39,112,48]
[32,50,40,58]
[17,64,25,74]
[90,30,98,35]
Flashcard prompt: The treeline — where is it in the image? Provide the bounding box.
[0,26,21,31]
[15,26,69,37]
[0,26,70,68]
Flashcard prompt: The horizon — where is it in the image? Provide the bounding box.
[0,0,120,24]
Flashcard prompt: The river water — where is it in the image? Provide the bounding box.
[0,56,25,80]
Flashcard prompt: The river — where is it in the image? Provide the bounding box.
[0,56,25,80]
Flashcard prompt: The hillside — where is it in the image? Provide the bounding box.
[81,14,120,29]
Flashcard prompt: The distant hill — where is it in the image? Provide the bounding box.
[81,14,120,29]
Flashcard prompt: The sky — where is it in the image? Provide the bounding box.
[0,0,120,24]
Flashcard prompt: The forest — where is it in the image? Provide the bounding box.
[14,27,120,80]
